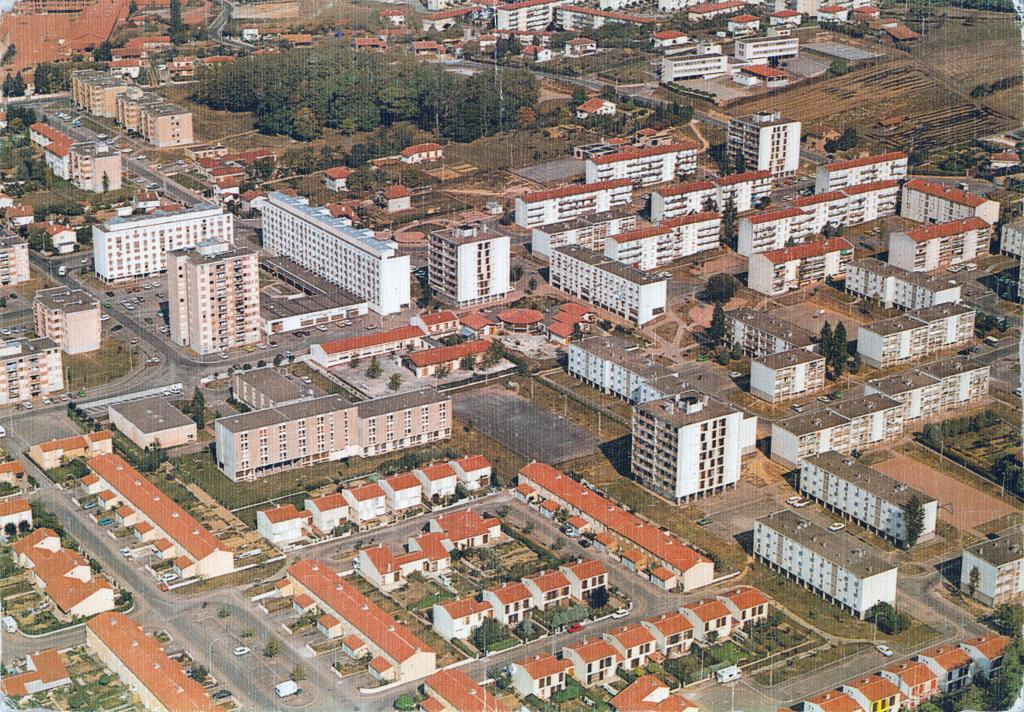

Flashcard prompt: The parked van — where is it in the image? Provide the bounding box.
[275,681,299,698]
[2,616,18,634]
[716,665,742,683]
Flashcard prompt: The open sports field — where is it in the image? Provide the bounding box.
[873,453,1017,532]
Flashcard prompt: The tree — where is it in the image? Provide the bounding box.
[472,618,508,652]
[516,106,537,130]
[459,355,476,372]
[1,44,15,65]
[394,694,417,710]
[707,304,727,347]
[17,520,30,533]
[169,0,185,42]
[867,602,910,635]
[588,586,609,610]
[102,172,110,193]
[721,198,738,246]
[366,357,382,379]
[992,604,1024,636]
[388,373,402,391]
[510,264,524,282]
[527,277,537,292]
[829,58,849,76]
[263,637,280,657]
[3,522,16,537]
[93,41,113,62]
[704,274,738,304]
[902,495,925,548]
[820,321,834,366]
[291,664,306,682]
[435,362,451,379]
[832,321,848,376]
[968,565,980,597]
[188,387,206,429]
[3,72,27,98]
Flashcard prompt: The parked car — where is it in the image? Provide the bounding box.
[785,496,802,505]
[876,644,893,657]
[828,522,846,532]
[233,646,251,656]
[791,499,810,508]
[212,690,233,701]
[566,622,584,633]
[160,572,179,583]
[98,518,114,526]
[611,609,629,619]
[120,547,133,557]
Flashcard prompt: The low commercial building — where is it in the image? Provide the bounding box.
[0,235,29,286]
[287,559,437,683]
[514,180,633,228]
[750,348,826,403]
[427,223,511,308]
[13,528,115,619]
[259,257,369,335]
[28,431,113,471]
[86,612,218,711]
[747,237,853,296]
[32,287,101,354]
[604,212,721,270]
[88,454,234,579]
[770,393,905,466]
[733,35,799,64]
[815,152,908,193]
[856,303,975,369]
[845,258,962,310]
[900,179,1000,226]
[108,397,197,450]
[584,144,699,186]
[0,338,64,406]
[660,49,730,83]
[531,211,638,259]
[549,246,667,326]
[754,509,898,618]
[864,357,989,421]
[888,217,991,272]
[799,451,938,546]
[960,525,1023,607]
[724,307,815,358]
[310,325,427,368]
[631,392,757,502]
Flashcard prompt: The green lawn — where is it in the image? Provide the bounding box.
[64,338,135,391]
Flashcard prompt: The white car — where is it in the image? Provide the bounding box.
[160,572,179,583]
[828,522,845,532]
[876,644,893,657]
[257,343,267,350]
[316,325,328,331]
[100,315,110,321]
[611,609,629,619]
[785,496,802,505]
[791,499,809,508]
[233,646,251,656]
[120,547,133,557]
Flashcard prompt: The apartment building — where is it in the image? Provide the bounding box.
[727,111,802,178]
[549,245,667,325]
[113,86,194,147]
[69,142,122,193]
[0,338,63,406]
[999,219,1024,257]
[839,179,900,224]
[724,307,815,357]
[845,257,962,310]
[733,35,799,63]
[650,170,772,222]
[737,207,815,256]
[900,179,1001,226]
[856,303,975,369]
[231,368,322,410]
[800,451,938,546]
[555,5,657,29]
[518,461,715,591]
[0,234,29,286]
[888,217,991,272]
[167,239,261,355]
[32,287,101,354]
[815,151,908,192]
[631,391,757,502]
[515,179,633,228]
[960,525,1023,607]
[604,212,721,270]
[108,397,198,450]
[261,192,410,315]
[754,509,898,618]
[864,357,989,421]
[770,393,905,466]
[92,205,234,282]
[567,334,700,404]
[214,389,451,481]
[88,454,234,579]
[584,143,699,185]
[531,210,637,259]
[495,0,569,30]
[660,50,730,83]
[747,237,853,295]
[750,348,826,403]
[70,70,129,117]
[86,613,218,712]
[285,560,436,683]
[427,223,511,308]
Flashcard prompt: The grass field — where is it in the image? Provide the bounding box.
[64,338,135,391]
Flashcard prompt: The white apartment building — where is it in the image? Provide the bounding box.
[864,357,989,422]
[754,509,898,618]
[496,0,568,30]
[815,152,908,193]
[604,212,721,270]
[0,235,29,286]
[747,237,853,295]
[737,207,815,256]
[555,5,657,30]
[0,338,63,405]
[261,192,410,315]
[960,525,1023,607]
[856,303,975,369]
[999,219,1024,257]
[733,35,799,64]
[845,258,962,310]
[770,393,905,466]
[167,239,261,355]
[632,391,756,502]
[549,246,667,325]
[650,170,773,222]
[32,287,101,355]
[92,205,233,282]
[660,50,730,83]
[800,451,938,546]
[514,179,633,228]
[584,143,699,186]
[727,111,802,178]
[750,348,826,403]
[725,307,815,357]
[900,179,1001,226]
[427,223,511,308]
[888,217,991,272]
[795,180,899,231]
[568,334,698,404]
[531,211,638,259]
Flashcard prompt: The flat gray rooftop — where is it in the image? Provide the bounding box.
[804,41,882,61]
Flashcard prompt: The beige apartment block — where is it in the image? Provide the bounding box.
[750,348,826,403]
[167,240,261,355]
[71,70,129,117]
[69,143,122,193]
[139,101,194,147]
[33,287,101,355]
[108,396,198,449]
[0,338,63,405]
[0,234,30,286]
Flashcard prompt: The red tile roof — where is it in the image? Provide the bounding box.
[590,143,698,165]
[717,169,772,186]
[418,462,457,482]
[759,237,853,264]
[407,340,489,368]
[844,675,901,703]
[963,634,1011,660]
[425,669,510,712]
[497,308,544,325]
[903,216,989,242]
[260,504,311,524]
[826,151,907,172]
[719,585,771,611]
[432,509,499,543]
[683,598,731,622]
[318,325,424,355]
[0,497,30,517]
[487,580,532,605]
[567,637,618,663]
[418,310,458,326]
[883,660,936,687]
[515,653,573,680]
[521,178,631,204]
[324,167,353,180]
[439,595,492,619]
[747,207,808,224]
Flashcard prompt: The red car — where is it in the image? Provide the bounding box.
[567,623,584,633]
